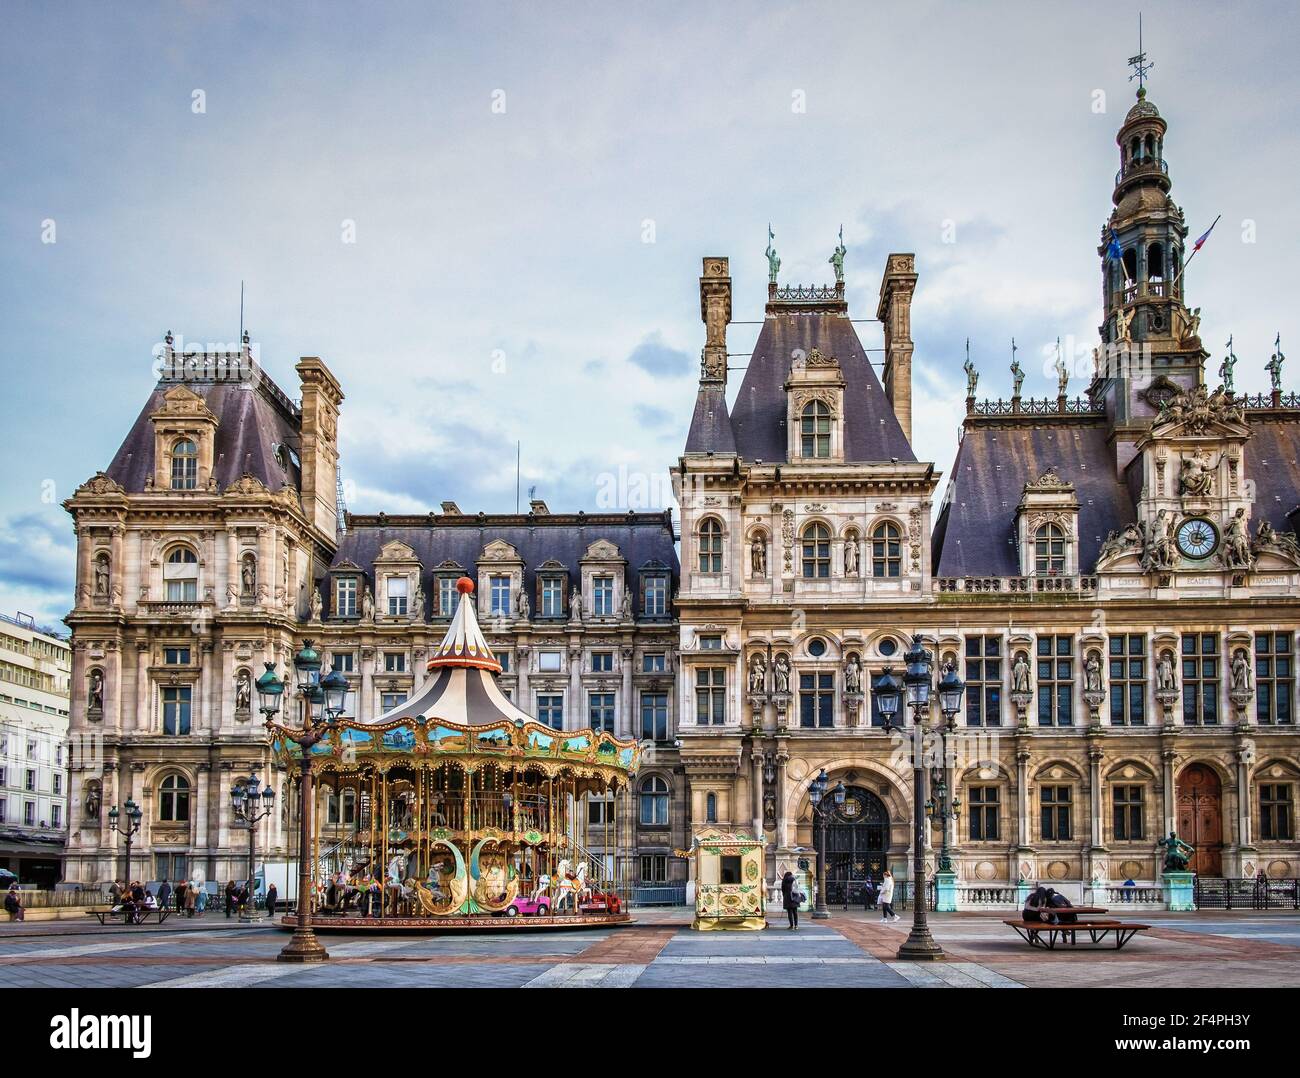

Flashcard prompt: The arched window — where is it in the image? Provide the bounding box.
[1147,242,1164,281]
[171,439,198,490]
[698,518,723,574]
[801,523,830,578]
[1122,248,1137,284]
[163,545,199,602]
[159,774,191,822]
[705,792,718,824]
[871,522,902,578]
[639,776,669,826]
[800,400,832,458]
[1034,523,1066,575]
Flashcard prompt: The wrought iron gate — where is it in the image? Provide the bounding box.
[819,786,890,907]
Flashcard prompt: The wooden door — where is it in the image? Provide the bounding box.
[1176,764,1223,876]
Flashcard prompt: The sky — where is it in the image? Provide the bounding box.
[1,0,1297,629]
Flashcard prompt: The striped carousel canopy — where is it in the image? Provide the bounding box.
[363,576,534,727]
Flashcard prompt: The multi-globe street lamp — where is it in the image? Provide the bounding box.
[106,798,143,885]
[256,640,349,963]
[871,635,964,961]
[807,768,845,919]
[229,772,275,919]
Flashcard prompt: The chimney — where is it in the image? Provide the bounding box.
[699,257,732,385]
[529,499,549,515]
[295,357,344,544]
[440,501,462,514]
[876,253,918,442]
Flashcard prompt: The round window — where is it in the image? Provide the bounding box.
[808,638,827,657]
[878,638,898,657]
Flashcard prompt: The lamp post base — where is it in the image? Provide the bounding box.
[896,929,945,961]
[812,908,830,920]
[276,927,330,963]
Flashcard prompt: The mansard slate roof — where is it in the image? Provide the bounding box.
[324,511,679,618]
[104,370,302,493]
[690,310,916,463]
[1243,414,1300,533]
[932,420,1134,577]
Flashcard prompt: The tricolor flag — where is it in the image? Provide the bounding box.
[1192,215,1221,253]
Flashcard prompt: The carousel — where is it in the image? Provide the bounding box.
[267,578,640,930]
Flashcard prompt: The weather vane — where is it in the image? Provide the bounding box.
[1127,13,1154,91]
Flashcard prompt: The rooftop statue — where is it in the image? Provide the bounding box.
[828,225,846,284]
[765,224,780,285]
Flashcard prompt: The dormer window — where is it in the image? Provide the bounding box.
[592,575,614,616]
[1034,523,1067,575]
[800,400,832,458]
[386,576,408,616]
[539,574,566,618]
[335,576,358,618]
[170,439,198,489]
[489,574,512,616]
[437,575,458,617]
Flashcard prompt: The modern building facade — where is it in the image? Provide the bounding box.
[0,612,71,886]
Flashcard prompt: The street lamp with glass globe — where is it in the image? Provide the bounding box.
[808,768,846,919]
[229,772,275,919]
[106,798,144,886]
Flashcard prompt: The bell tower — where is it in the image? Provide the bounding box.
[1092,54,1207,437]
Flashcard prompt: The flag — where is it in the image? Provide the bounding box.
[1192,215,1221,253]
[1105,229,1122,261]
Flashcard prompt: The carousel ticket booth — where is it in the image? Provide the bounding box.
[688,827,767,931]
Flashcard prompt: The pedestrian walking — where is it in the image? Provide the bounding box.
[878,870,898,922]
[266,882,278,918]
[194,880,208,914]
[184,881,197,917]
[780,870,802,930]
[4,884,24,922]
[157,878,172,910]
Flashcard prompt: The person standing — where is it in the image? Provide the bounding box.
[266,882,278,918]
[4,884,23,922]
[780,870,800,930]
[173,880,186,915]
[224,879,236,918]
[878,870,898,922]
[157,878,172,911]
[184,881,197,917]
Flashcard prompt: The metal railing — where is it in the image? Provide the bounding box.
[1194,877,1300,910]
[630,884,687,907]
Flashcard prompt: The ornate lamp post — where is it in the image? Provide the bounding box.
[229,772,276,920]
[807,768,845,919]
[258,642,348,963]
[106,798,143,885]
[928,662,966,875]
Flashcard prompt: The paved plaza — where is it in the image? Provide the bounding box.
[2,909,1298,989]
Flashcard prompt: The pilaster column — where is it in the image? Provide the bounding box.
[136,640,150,732]
[359,648,374,723]
[620,645,634,739]
[109,525,124,607]
[1016,747,1031,848]
[1236,749,1253,850]
[775,753,789,848]
[1089,747,1104,849]
[751,748,764,838]
[1161,749,1177,836]
[195,763,212,873]
[515,644,530,709]
[568,646,582,732]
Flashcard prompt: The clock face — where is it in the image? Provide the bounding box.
[1176,517,1219,559]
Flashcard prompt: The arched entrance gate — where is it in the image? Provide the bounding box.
[817,785,891,906]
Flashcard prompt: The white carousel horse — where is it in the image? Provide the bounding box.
[530,873,551,902]
[554,860,588,911]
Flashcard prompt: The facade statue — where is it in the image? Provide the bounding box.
[1254,521,1300,563]
[1098,522,1144,564]
[1222,508,1253,569]
[765,224,780,285]
[1054,340,1069,396]
[748,653,767,694]
[411,580,425,620]
[1183,306,1201,342]
[1179,449,1216,497]
[963,350,978,397]
[621,586,633,619]
[235,670,252,711]
[751,536,767,577]
[1230,648,1252,695]
[1219,336,1236,393]
[1156,652,1177,693]
[570,586,583,622]
[773,654,791,694]
[1116,305,1135,343]
[1084,652,1102,694]
[1266,337,1285,392]
[83,782,101,821]
[516,586,530,620]
[843,534,859,576]
[240,554,256,596]
[1011,652,1031,695]
[93,554,110,598]
[309,586,323,621]
[361,584,375,622]
[844,654,862,694]
[828,225,846,284]
[88,669,104,711]
[1010,354,1024,397]
[1141,510,1177,571]
[1157,831,1194,873]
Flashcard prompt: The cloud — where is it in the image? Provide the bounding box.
[0,510,76,629]
[626,333,692,378]
[634,403,674,428]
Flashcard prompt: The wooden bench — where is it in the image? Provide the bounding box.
[1003,919,1149,950]
[86,907,171,926]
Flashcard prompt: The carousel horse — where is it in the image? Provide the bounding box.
[530,873,551,902]
[554,860,588,912]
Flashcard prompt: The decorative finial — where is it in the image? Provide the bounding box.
[456,576,476,595]
[1128,12,1154,94]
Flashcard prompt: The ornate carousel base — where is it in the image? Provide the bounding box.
[278,912,635,933]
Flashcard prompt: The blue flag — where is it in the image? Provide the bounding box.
[1105,229,1122,261]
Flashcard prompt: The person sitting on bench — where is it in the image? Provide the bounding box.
[1022,885,1051,922]
[1041,887,1077,925]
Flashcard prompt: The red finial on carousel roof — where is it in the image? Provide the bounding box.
[456,576,475,595]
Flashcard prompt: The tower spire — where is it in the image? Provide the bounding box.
[1127,13,1154,95]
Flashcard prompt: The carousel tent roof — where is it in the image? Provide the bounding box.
[363,577,535,727]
